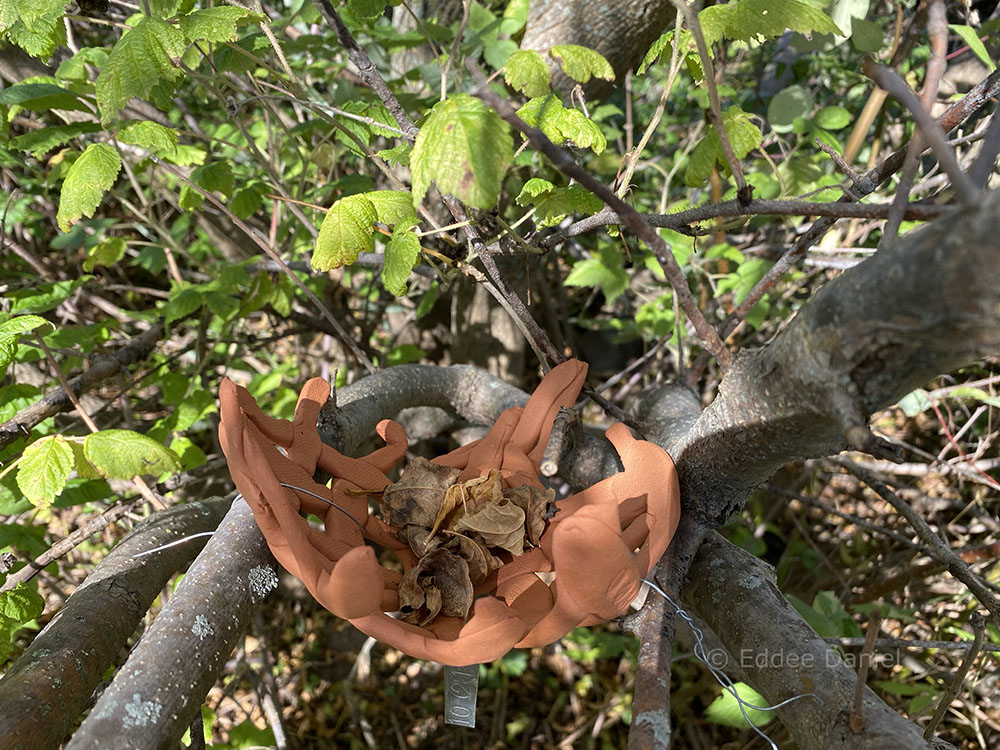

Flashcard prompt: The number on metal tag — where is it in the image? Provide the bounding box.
[443,664,479,727]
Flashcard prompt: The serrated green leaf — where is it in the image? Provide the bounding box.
[8,277,91,314]
[163,286,204,330]
[949,24,995,72]
[500,0,529,35]
[229,181,268,220]
[96,17,186,123]
[945,387,1000,408]
[17,435,74,508]
[532,185,603,228]
[504,49,551,98]
[4,12,65,60]
[410,93,513,210]
[0,584,43,624]
[516,177,555,205]
[364,190,418,226]
[117,120,179,156]
[179,6,263,44]
[180,161,234,210]
[517,96,570,144]
[700,0,841,46]
[565,253,628,302]
[0,316,51,372]
[313,194,378,271]
[705,683,772,728]
[81,237,127,272]
[84,429,181,479]
[9,122,101,158]
[57,143,122,231]
[0,82,91,113]
[559,108,606,154]
[347,0,385,22]
[685,106,762,187]
[377,143,411,166]
[382,224,420,296]
[550,44,614,83]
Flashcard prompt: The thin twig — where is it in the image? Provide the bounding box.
[968,107,1000,188]
[864,58,980,206]
[669,0,748,197]
[832,459,1000,622]
[923,612,985,739]
[469,65,730,368]
[850,609,882,733]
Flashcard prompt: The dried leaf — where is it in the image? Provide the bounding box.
[379,457,461,528]
[454,501,526,555]
[398,524,442,557]
[447,534,502,584]
[428,482,466,537]
[505,485,554,546]
[397,548,473,625]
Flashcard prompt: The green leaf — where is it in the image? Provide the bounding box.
[767,85,814,134]
[0,583,44,664]
[378,143,411,166]
[516,96,607,154]
[532,185,603,228]
[565,250,628,302]
[9,122,101,158]
[179,6,263,44]
[4,11,66,60]
[347,0,385,22]
[83,429,181,479]
[179,161,235,210]
[685,106,762,187]
[57,143,122,231]
[700,0,841,46]
[117,120,179,156]
[83,237,128,272]
[96,17,186,123]
[8,277,92,314]
[946,386,1000,409]
[0,82,91,113]
[898,389,932,417]
[705,683,773,728]
[382,224,420,296]
[850,18,883,53]
[814,105,851,130]
[0,315,53,372]
[516,177,555,205]
[313,194,378,271]
[504,49,551,98]
[949,24,995,72]
[229,181,269,220]
[364,190,419,226]
[17,435,74,509]
[410,93,513,210]
[163,286,204,330]
[500,0,529,35]
[549,44,615,83]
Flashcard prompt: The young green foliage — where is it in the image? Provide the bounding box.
[516,97,606,154]
[117,120,180,157]
[383,224,421,296]
[685,106,762,187]
[57,143,122,231]
[314,193,379,271]
[16,434,74,509]
[410,94,513,210]
[0,584,44,665]
[504,49,551,97]
[549,44,614,84]
[95,17,186,123]
[0,315,53,374]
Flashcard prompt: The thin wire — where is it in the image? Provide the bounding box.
[277,482,366,532]
[641,578,823,750]
[131,532,216,559]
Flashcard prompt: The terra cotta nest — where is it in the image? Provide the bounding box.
[219,360,680,666]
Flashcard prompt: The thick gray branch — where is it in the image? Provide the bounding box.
[0,497,229,749]
[683,533,936,749]
[672,191,1000,527]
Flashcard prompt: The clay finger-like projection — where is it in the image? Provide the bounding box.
[219,360,681,666]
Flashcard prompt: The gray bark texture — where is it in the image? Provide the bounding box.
[0,497,229,750]
[522,0,676,96]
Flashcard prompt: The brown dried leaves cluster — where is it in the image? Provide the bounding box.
[378,458,554,626]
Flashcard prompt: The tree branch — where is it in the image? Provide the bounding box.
[0,497,230,749]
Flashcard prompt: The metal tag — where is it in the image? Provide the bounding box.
[443,664,479,727]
